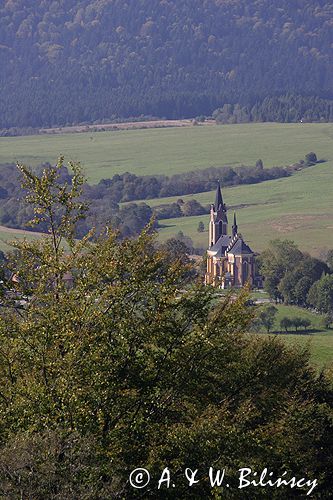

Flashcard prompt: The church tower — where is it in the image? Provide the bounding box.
[208,181,228,248]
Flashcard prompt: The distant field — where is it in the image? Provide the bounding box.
[260,304,333,370]
[0,122,332,183]
[1,122,332,255]
[0,226,41,251]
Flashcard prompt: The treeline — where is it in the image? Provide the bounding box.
[0,154,319,238]
[0,164,153,240]
[0,159,296,236]
[0,1,332,128]
[213,95,333,124]
[259,240,333,317]
[254,305,314,334]
[97,161,291,203]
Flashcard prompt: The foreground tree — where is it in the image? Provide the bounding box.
[0,160,332,498]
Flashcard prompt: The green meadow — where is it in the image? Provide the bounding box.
[0,122,332,256]
[0,122,332,182]
[264,304,333,370]
[0,227,41,251]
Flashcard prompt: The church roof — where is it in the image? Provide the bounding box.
[227,237,254,255]
[208,234,232,256]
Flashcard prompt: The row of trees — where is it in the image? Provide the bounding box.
[96,161,291,203]
[255,305,313,334]
[0,163,153,240]
[280,316,311,333]
[0,158,296,238]
[0,160,332,497]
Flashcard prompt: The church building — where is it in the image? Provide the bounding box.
[205,182,257,288]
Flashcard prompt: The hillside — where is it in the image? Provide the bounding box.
[0,122,331,181]
[0,0,332,128]
[0,122,332,255]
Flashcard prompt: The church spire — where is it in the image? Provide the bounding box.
[232,212,238,237]
[215,180,223,210]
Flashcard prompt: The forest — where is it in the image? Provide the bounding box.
[0,0,332,128]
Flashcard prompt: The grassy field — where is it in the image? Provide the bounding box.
[258,304,333,370]
[0,122,332,255]
[0,226,41,251]
[156,160,333,256]
[0,122,332,183]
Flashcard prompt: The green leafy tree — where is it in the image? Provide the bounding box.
[307,274,333,314]
[259,305,278,333]
[305,152,318,165]
[280,317,293,333]
[259,240,303,302]
[197,221,204,232]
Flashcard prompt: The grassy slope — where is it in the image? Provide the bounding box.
[264,305,333,370]
[0,122,332,255]
[156,160,333,256]
[0,227,41,251]
[0,122,332,182]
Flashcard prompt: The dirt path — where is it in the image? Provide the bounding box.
[40,119,216,135]
[0,225,42,237]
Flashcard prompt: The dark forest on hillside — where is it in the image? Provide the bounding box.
[0,0,332,128]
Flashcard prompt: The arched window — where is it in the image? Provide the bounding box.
[218,221,223,236]
[242,260,248,282]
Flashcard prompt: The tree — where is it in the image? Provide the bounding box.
[280,317,293,333]
[0,160,333,497]
[292,317,305,333]
[259,240,303,301]
[259,305,278,333]
[159,237,190,266]
[307,274,333,314]
[181,199,206,217]
[197,221,204,232]
[305,152,318,165]
[256,159,264,169]
[326,249,333,271]
[299,318,311,331]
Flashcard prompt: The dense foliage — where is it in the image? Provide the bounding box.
[259,240,332,313]
[0,161,332,498]
[0,0,332,128]
[0,162,153,239]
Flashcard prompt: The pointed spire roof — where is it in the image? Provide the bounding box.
[232,212,238,237]
[215,180,223,210]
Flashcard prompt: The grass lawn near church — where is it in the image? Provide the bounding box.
[258,304,333,370]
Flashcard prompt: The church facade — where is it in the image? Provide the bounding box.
[205,182,257,288]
